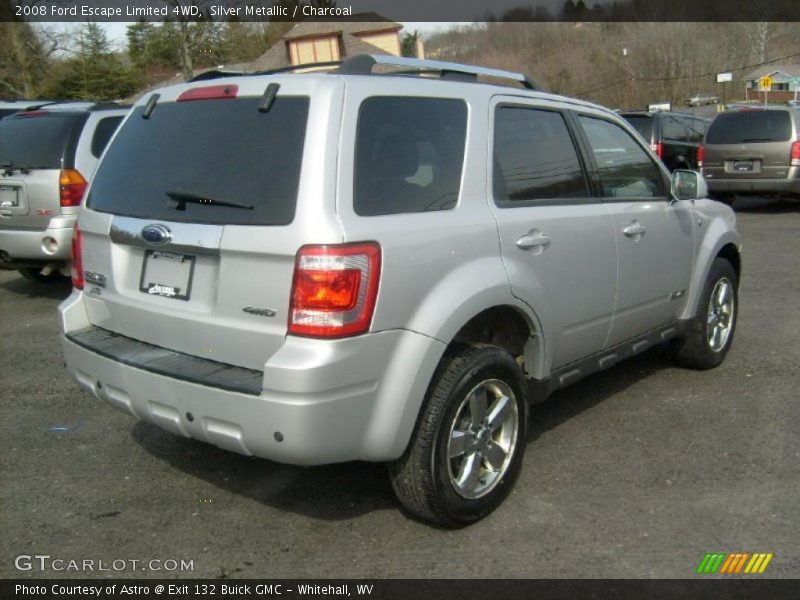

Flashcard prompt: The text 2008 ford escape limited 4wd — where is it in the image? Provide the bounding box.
[60,56,741,527]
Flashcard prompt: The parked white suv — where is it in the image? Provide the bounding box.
[0,102,127,280]
[59,56,740,527]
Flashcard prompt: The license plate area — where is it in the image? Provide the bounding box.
[733,160,753,172]
[0,186,19,208]
[139,250,195,301]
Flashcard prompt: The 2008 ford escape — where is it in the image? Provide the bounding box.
[60,55,741,527]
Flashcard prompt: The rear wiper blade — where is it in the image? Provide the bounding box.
[739,138,774,142]
[165,188,253,211]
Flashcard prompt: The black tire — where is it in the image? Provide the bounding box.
[672,258,738,370]
[17,267,60,282]
[712,194,734,206]
[389,343,527,527]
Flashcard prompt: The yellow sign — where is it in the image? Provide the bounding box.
[759,75,773,90]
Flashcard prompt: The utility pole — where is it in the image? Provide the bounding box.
[622,47,631,109]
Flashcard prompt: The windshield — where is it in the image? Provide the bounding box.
[88,96,310,226]
[706,111,792,144]
[621,115,653,142]
[0,113,84,169]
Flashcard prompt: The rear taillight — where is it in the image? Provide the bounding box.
[650,142,663,159]
[791,141,800,167]
[177,84,238,102]
[697,145,705,169]
[71,224,83,290]
[59,169,88,207]
[288,243,381,338]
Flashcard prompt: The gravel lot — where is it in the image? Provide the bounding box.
[1,196,798,579]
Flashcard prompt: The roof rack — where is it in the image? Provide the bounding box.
[191,61,342,82]
[190,69,247,82]
[184,55,539,90]
[338,54,538,90]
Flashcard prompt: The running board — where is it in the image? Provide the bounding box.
[528,321,687,402]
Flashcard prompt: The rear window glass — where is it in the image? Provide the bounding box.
[706,111,792,144]
[0,113,83,169]
[354,97,467,216]
[88,96,309,226]
[622,115,653,142]
[661,116,689,141]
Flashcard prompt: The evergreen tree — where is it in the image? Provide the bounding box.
[46,23,139,100]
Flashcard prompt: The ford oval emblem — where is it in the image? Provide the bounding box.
[141,224,172,246]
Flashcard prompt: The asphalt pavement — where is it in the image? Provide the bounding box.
[1,196,798,579]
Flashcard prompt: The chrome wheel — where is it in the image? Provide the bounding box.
[707,277,734,352]
[446,379,519,500]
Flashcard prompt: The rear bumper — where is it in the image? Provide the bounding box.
[59,291,445,466]
[706,177,800,196]
[0,216,74,264]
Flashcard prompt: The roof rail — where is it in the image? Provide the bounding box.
[338,54,538,90]
[182,55,539,90]
[191,61,343,82]
[190,69,247,82]
[251,61,342,77]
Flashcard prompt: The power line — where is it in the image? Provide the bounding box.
[578,51,800,96]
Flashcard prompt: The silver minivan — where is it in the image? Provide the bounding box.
[59,56,741,526]
[701,106,800,203]
[0,103,127,280]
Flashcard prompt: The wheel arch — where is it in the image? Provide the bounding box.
[450,304,545,380]
[681,223,741,320]
[716,242,741,280]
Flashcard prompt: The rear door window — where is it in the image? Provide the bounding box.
[0,113,85,169]
[578,115,666,199]
[88,96,309,226]
[706,111,791,144]
[493,106,588,203]
[354,97,467,216]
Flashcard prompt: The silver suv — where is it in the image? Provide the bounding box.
[0,102,127,280]
[59,56,741,527]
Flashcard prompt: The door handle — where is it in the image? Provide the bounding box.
[622,222,646,238]
[516,231,551,250]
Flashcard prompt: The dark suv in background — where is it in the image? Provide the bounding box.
[701,106,800,203]
[621,111,710,172]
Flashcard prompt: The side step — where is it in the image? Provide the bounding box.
[528,321,686,401]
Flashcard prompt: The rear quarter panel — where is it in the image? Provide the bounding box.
[334,78,531,348]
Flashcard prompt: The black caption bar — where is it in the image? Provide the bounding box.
[3,580,800,600]
[3,0,800,23]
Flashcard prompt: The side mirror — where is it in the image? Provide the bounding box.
[671,169,708,201]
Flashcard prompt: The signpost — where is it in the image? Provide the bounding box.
[648,102,671,112]
[716,72,733,108]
